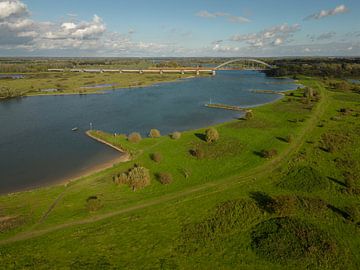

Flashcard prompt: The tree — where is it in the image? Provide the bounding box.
[205,128,219,143]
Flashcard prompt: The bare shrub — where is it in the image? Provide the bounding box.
[157,172,173,185]
[245,110,254,120]
[260,149,278,158]
[149,129,161,138]
[205,127,219,143]
[86,196,102,211]
[127,165,151,191]
[128,132,142,143]
[151,152,163,163]
[170,131,181,140]
[190,147,205,159]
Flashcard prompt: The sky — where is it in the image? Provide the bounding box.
[0,0,359,57]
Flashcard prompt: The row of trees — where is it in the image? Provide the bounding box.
[265,58,360,78]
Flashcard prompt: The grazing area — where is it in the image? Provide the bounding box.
[0,75,360,269]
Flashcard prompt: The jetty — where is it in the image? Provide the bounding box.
[205,103,250,112]
[251,90,285,95]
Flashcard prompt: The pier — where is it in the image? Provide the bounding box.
[204,103,251,112]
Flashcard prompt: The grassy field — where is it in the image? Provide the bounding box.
[0,77,360,269]
[0,72,193,99]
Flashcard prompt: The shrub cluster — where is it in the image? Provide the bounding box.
[113,164,151,191]
[149,129,161,138]
[157,172,173,185]
[128,132,142,143]
[205,128,219,143]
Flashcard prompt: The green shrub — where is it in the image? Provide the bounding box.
[285,134,293,143]
[170,131,181,140]
[345,205,360,223]
[157,172,173,185]
[128,132,142,143]
[320,132,350,153]
[149,129,161,138]
[278,166,329,192]
[151,152,163,163]
[205,127,219,143]
[251,217,339,265]
[260,149,278,158]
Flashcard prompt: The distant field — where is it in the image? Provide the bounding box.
[0,77,360,269]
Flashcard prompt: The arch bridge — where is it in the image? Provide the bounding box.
[215,58,274,70]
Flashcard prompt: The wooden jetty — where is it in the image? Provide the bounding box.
[251,90,285,95]
[205,103,251,112]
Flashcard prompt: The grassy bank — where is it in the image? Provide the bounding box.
[0,72,194,99]
[0,77,360,269]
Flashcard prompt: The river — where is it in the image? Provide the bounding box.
[0,71,298,194]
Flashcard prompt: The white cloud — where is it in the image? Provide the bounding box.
[0,0,28,19]
[196,10,250,23]
[305,4,348,20]
[231,23,300,47]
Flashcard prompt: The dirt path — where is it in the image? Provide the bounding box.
[0,81,328,246]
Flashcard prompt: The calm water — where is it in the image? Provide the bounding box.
[0,71,298,194]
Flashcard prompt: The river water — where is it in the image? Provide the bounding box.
[0,71,298,194]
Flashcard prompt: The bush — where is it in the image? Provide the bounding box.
[128,132,142,143]
[284,135,293,143]
[320,132,349,153]
[127,165,151,191]
[86,196,102,211]
[278,166,329,192]
[170,131,181,140]
[205,128,219,143]
[251,217,339,265]
[149,129,161,138]
[114,165,151,191]
[151,152,162,163]
[260,149,278,158]
[245,110,254,120]
[190,147,205,159]
[345,205,360,223]
[157,172,173,185]
[344,172,356,194]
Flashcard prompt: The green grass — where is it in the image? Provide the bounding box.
[0,77,360,269]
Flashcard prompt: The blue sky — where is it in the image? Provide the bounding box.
[0,0,359,56]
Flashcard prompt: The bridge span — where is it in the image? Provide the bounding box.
[47,59,274,76]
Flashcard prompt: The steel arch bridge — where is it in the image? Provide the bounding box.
[215,59,274,70]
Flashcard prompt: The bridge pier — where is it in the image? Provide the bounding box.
[212,70,216,76]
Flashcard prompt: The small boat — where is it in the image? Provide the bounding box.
[72,127,79,131]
